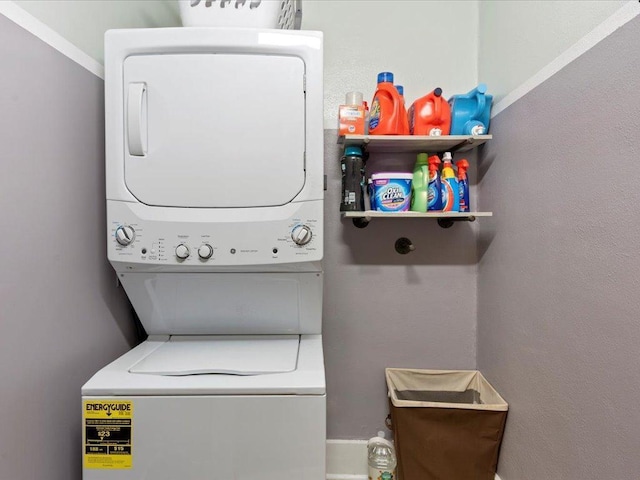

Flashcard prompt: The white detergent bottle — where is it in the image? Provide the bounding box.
[367,431,397,480]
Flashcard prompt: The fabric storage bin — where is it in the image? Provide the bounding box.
[386,368,508,480]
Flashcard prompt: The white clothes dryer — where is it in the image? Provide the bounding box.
[82,28,325,480]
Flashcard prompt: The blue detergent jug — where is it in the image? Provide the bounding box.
[448,84,493,135]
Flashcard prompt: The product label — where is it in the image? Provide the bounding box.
[407,104,415,134]
[369,98,381,131]
[84,400,133,469]
[428,171,440,210]
[428,184,438,208]
[373,179,411,212]
[441,179,456,212]
[339,106,365,135]
[342,109,363,119]
[381,186,404,204]
[369,467,394,480]
[458,181,468,212]
[344,191,356,205]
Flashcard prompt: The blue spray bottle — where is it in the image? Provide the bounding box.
[456,159,470,212]
[427,155,443,211]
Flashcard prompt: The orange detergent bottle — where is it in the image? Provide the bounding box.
[395,85,410,134]
[408,87,452,136]
[369,72,409,135]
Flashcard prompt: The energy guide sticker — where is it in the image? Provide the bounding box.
[84,400,133,469]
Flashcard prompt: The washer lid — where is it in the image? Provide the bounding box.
[129,336,299,376]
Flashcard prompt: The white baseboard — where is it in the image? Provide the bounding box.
[327,476,368,480]
[326,440,502,480]
[327,439,368,478]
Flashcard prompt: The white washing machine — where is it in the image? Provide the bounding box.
[82,28,325,479]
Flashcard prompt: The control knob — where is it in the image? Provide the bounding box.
[291,225,313,246]
[175,244,190,260]
[198,244,214,260]
[115,225,135,246]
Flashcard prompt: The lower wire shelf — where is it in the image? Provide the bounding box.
[340,211,493,229]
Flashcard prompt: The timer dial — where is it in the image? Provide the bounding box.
[291,225,313,246]
[115,225,135,246]
[175,244,190,260]
[198,244,214,260]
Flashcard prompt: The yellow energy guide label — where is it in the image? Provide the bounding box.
[83,400,133,469]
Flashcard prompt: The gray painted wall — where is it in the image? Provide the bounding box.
[477,16,640,480]
[0,18,479,480]
[7,3,639,478]
[324,133,478,438]
[0,15,135,480]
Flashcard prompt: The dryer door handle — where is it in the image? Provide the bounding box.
[127,83,147,156]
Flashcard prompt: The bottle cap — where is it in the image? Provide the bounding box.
[344,146,363,157]
[434,87,443,97]
[442,152,452,162]
[416,153,428,164]
[456,159,469,178]
[470,124,485,135]
[377,72,394,84]
[477,83,487,94]
[428,155,441,165]
[367,431,394,449]
[456,159,469,170]
[345,91,363,105]
[396,85,404,96]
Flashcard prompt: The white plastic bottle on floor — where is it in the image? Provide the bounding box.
[367,431,397,480]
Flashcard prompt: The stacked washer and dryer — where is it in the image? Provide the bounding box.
[82,27,325,479]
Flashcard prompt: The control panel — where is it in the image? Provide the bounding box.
[107,200,323,267]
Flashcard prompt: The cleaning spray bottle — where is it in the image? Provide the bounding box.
[441,152,460,212]
[410,153,429,212]
[427,155,442,211]
[456,159,470,212]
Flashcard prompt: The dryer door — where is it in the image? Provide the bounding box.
[122,54,306,208]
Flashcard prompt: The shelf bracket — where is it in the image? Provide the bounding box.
[449,138,474,153]
[352,216,371,229]
[395,237,415,255]
[437,215,477,229]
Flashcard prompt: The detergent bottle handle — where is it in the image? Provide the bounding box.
[433,94,442,121]
[474,93,485,120]
[433,88,442,121]
[474,85,487,120]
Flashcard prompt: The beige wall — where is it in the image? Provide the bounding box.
[12,0,631,109]
[11,0,480,128]
[14,0,180,63]
[302,0,479,128]
[479,0,628,101]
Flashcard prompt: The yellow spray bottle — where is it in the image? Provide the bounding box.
[440,152,460,212]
